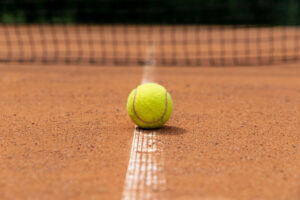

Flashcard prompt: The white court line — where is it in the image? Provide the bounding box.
[122,47,167,200]
[122,128,166,200]
[142,46,156,84]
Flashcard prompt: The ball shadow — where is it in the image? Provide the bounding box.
[137,125,187,135]
[158,125,187,135]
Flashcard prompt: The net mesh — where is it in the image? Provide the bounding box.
[0,1,300,66]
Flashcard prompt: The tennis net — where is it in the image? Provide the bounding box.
[0,1,300,66]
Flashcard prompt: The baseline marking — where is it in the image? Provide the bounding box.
[122,47,167,200]
[122,128,166,200]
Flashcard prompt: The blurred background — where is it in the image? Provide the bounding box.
[1,0,300,25]
[0,0,299,66]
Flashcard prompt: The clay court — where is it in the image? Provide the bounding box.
[1,60,300,199]
[0,7,300,197]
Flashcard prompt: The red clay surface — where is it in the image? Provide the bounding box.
[0,64,300,200]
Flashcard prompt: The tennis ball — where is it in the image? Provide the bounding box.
[127,83,173,129]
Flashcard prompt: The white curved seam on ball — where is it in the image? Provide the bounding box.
[132,88,168,124]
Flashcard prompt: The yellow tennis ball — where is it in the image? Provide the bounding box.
[127,83,173,129]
